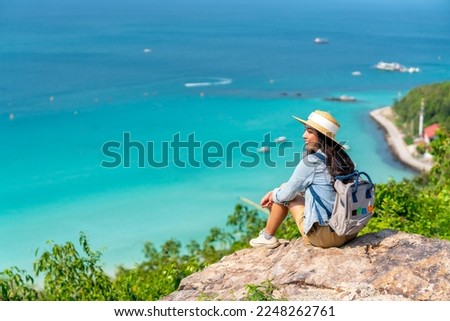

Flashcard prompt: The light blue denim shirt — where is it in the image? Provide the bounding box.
[272,151,335,234]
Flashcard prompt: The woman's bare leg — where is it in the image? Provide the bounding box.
[264,203,289,235]
[287,194,306,236]
[265,194,306,236]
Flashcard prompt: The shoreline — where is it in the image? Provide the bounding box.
[370,106,433,173]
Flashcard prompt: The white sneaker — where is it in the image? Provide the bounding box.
[249,230,280,249]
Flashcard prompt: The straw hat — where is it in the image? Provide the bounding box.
[293,110,340,143]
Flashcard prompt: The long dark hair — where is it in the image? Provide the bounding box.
[308,129,355,177]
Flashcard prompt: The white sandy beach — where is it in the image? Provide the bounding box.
[370,107,433,173]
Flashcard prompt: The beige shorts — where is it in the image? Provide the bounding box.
[294,212,357,248]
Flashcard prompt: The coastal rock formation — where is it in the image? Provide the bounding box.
[164,230,450,301]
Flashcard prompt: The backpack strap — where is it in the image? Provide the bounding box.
[336,171,360,202]
[335,171,358,181]
[309,152,332,218]
[358,171,375,199]
[309,185,332,218]
[335,171,374,202]
[313,152,326,163]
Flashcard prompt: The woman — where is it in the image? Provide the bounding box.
[250,110,356,249]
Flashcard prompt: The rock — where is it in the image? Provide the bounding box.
[163,230,450,301]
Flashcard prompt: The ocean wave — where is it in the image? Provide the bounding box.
[184,77,232,88]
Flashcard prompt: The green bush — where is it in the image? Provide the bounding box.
[244,279,284,301]
[0,267,39,301]
[34,232,116,300]
[365,129,450,240]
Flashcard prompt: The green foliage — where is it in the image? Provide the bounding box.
[0,267,39,301]
[404,136,414,145]
[365,129,450,240]
[244,279,284,301]
[34,232,115,300]
[0,233,118,301]
[393,81,450,134]
[429,129,450,189]
[415,141,426,155]
[113,239,199,300]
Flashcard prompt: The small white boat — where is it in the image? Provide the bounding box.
[406,67,420,73]
[258,146,269,153]
[351,71,362,76]
[375,61,420,73]
[338,95,356,102]
[325,95,356,102]
[313,37,328,44]
[274,136,287,143]
[143,48,152,53]
[375,61,403,71]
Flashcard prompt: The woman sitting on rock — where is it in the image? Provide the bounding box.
[250,110,357,249]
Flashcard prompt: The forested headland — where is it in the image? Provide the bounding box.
[393,81,450,136]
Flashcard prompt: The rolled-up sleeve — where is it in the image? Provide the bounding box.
[272,155,319,204]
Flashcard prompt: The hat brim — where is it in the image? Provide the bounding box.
[292,115,342,145]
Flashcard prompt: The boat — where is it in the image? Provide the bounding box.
[375,61,420,73]
[313,37,328,44]
[274,136,287,143]
[351,71,362,76]
[258,146,269,153]
[325,95,356,102]
[375,61,403,71]
[405,67,420,73]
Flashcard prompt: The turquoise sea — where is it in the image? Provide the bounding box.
[1,0,450,274]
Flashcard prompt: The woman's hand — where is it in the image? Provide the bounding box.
[260,191,274,208]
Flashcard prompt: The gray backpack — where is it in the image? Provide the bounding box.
[310,154,375,236]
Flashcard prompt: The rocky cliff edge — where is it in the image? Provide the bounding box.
[164,230,450,301]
